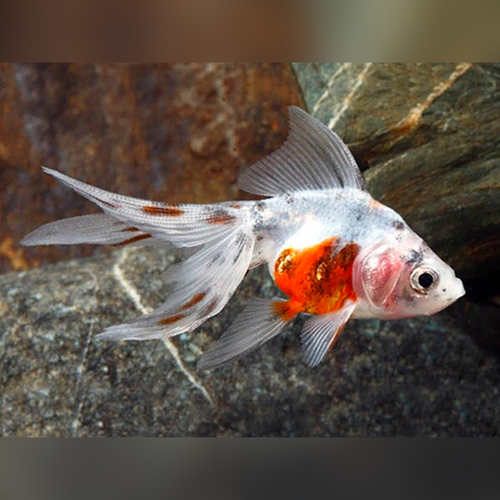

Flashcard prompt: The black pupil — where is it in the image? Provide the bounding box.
[418,272,434,288]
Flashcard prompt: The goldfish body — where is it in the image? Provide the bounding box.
[22,107,465,369]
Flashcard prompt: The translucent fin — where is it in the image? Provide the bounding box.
[37,168,241,248]
[21,214,154,247]
[97,230,254,341]
[198,298,290,370]
[238,106,367,197]
[300,302,355,367]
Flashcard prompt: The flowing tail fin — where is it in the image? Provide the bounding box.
[21,213,156,247]
[98,228,254,341]
[22,167,242,248]
[22,168,256,341]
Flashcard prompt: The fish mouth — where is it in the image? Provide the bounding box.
[455,278,466,300]
[440,278,465,310]
[424,278,466,316]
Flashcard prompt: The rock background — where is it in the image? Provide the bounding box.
[2,247,500,437]
[1,63,500,436]
[1,63,302,274]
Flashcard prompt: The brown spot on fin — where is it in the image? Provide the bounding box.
[157,313,186,326]
[180,292,207,311]
[143,205,184,216]
[113,233,152,246]
[100,199,119,208]
[206,209,237,225]
[202,298,218,316]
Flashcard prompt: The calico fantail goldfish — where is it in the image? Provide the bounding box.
[22,106,465,369]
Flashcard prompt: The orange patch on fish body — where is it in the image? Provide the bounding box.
[272,299,303,321]
[274,238,359,316]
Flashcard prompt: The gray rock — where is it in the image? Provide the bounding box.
[1,247,499,436]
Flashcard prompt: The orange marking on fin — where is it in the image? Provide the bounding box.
[202,299,218,315]
[274,238,359,315]
[143,205,184,216]
[181,292,207,310]
[273,300,303,322]
[157,313,186,326]
[206,209,236,225]
[122,227,139,232]
[113,233,152,246]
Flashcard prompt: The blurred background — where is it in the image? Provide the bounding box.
[0,63,304,274]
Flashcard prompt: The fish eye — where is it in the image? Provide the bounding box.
[410,266,439,294]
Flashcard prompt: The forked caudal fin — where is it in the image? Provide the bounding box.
[21,213,157,247]
[21,167,255,341]
[98,228,254,341]
[22,167,244,248]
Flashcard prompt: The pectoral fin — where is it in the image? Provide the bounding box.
[300,302,356,367]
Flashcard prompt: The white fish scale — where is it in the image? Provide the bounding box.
[247,189,406,270]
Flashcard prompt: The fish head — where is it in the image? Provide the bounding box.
[353,232,465,319]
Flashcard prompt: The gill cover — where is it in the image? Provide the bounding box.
[353,244,402,308]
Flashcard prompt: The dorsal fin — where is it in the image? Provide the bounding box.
[238,106,367,197]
